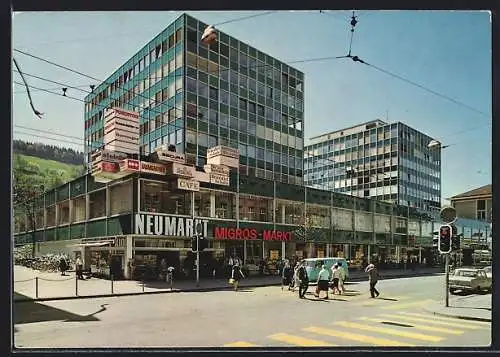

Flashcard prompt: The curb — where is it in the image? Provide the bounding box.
[14,271,441,303]
[422,307,492,323]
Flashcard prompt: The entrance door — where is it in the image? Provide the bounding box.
[110,255,123,280]
[157,251,181,279]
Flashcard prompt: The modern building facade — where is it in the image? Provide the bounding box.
[304,120,441,215]
[13,166,490,281]
[84,13,305,186]
[449,184,492,223]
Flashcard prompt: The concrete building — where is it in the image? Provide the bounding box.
[84,13,305,186]
[449,184,492,223]
[304,119,441,216]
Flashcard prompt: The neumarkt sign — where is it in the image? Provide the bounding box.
[135,213,208,237]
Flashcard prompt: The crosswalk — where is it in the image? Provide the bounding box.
[223,310,491,347]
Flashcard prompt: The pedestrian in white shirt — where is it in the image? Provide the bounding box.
[314,265,331,299]
[330,264,341,295]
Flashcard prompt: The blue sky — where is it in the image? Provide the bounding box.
[12,11,491,201]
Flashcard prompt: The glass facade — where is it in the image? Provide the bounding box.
[304,121,441,215]
[83,14,305,186]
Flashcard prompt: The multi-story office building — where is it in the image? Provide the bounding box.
[84,13,305,186]
[304,120,441,215]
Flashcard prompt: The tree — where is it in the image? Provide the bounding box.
[13,155,45,257]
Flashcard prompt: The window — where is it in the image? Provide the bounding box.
[109,180,133,215]
[198,82,208,98]
[220,90,229,105]
[239,98,248,111]
[257,104,265,117]
[209,86,218,100]
[248,102,256,114]
[187,77,197,93]
[89,189,106,219]
[72,196,86,222]
[230,93,238,108]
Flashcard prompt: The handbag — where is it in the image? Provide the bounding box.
[228,278,235,284]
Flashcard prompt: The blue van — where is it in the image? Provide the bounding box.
[302,257,349,283]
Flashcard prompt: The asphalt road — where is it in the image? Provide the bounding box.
[14,275,491,349]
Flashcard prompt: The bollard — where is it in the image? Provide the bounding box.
[35,277,39,299]
[111,275,114,295]
[75,276,78,296]
[142,280,145,293]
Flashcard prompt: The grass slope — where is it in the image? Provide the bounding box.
[16,154,83,183]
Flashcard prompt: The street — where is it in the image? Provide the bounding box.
[14,275,491,348]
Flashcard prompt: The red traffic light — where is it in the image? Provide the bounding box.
[439,226,451,238]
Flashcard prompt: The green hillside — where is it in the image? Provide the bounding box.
[13,154,85,189]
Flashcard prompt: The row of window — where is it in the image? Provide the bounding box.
[86,27,183,112]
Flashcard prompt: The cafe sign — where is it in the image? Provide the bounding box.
[177,178,200,191]
[135,214,208,237]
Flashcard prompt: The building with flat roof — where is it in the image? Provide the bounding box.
[84,13,305,186]
[449,184,492,223]
[304,120,441,216]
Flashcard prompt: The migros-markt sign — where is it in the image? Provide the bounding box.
[134,213,292,241]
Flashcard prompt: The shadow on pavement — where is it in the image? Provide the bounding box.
[14,293,105,324]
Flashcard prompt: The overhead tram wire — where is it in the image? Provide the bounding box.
[13,131,84,147]
[14,124,84,141]
[12,58,44,119]
[320,11,491,120]
[14,83,93,94]
[211,11,278,26]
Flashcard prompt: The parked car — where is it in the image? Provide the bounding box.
[449,267,492,294]
[482,266,492,279]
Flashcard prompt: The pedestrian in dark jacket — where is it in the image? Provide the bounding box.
[231,263,245,291]
[365,263,380,298]
[59,257,68,276]
[297,261,309,299]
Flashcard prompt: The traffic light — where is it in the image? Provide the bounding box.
[191,235,208,252]
[191,236,198,252]
[438,224,452,254]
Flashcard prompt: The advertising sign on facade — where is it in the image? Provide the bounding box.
[135,214,208,237]
[140,161,167,175]
[210,173,230,186]
[98,150,128,163]
[204,164,230,175]
[154,145,186,164]
[104,140,140,155]
[167,163,195,177]
[206,156,239,168]
[207,146,240,159]
[105,107,140,122]
[214,227,292,241]
[119,159,140,173]
[177,178,200,191]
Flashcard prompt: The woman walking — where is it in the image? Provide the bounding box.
[231,263,245,291]
[365,263,380,298]
[330,264,342,295]
[281,262,293,291]
[314,265,331,299]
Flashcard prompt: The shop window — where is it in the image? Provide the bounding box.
[57,201,70,225]
[46,206,56,227]
[109,180,133,215]
[89,189,106,219]
[72,196,86,222]
[215,191,236,219]
[140,180,191,215]
[239,194,272,222]
[194,190,211,217]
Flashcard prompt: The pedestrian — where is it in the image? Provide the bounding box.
[365,263,380,298]
[330,263,341,295]
[314,265,331,299]
[160,258,168,282]
[291,262,300,292]
[297,260,309,299]
[75,254,84,280]
[231,262,245,291]
[59,256,68,276]
[281,261,292,291]
[338,263,346,294]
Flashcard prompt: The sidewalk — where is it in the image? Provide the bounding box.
[423,293,492,322]
[13,265,442,302]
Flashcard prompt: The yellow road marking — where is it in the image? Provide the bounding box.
[268,333,336,346]
[333,321,444,342]
[302,326,414,347]
[381,299,433,310]
[224,341,259,347]
[397,312,491,326]
[358,317,465,335]
[378,314,483,329]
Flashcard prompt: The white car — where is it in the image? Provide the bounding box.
[482,266,492,279]
[449,268,492,294]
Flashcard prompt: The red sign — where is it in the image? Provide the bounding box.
[214,227,292,241]
[101,161,119,173]
[263,230,292,241]
[120,159,140,172]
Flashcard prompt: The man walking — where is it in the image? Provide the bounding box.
[297,261,309,299]
[365,263,380,298]
[75,254,84,280]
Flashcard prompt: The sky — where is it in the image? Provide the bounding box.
[12,10,492,202]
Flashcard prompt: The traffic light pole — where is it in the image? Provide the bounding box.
[445,253,450,307]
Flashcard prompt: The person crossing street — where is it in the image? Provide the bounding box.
[296,261,309,299]
[365,263,380,298]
